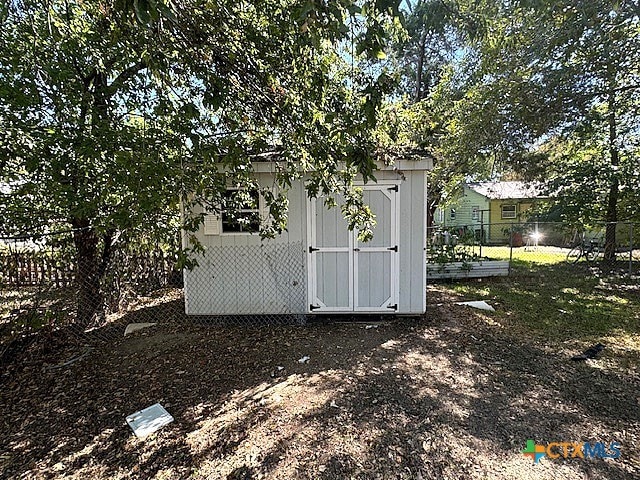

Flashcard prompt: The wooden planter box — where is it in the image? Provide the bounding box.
[426,260,510,280]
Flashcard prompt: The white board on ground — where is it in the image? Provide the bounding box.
[124,322,157,336]
[126,403,174,438]
[455,301,496,312]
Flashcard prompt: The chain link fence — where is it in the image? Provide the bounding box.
[0,230,307,365]
[426,220,640,280]
[183,242,306,319]
[1,221,639,363]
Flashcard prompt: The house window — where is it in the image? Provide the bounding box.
[501,204,517,219]
[472,206,479,221]
[221,189,261,233]
[450,208,456,220]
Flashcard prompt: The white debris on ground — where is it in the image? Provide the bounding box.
[298,355,310,364]
[455,300,496,312]
[270,365,286,378]
[126,403,174,438]
[123,323,158,336]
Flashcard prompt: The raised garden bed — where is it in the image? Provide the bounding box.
[426,260,510,280]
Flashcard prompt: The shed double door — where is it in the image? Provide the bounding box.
[308,185,399,313]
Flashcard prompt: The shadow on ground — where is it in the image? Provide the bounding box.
[1,289,639,479]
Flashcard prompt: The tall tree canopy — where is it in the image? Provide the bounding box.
[462,0,640,256]
[0,0,402,323]
[393,0,462,101]
[382,0,484,223]
[395,0,639,253]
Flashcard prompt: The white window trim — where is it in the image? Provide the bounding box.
[203,208,221,235]
[501,204,517,219]
[203,188,271,236]
[220,188,261,236]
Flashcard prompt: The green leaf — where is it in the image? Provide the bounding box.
[133,0,151,25]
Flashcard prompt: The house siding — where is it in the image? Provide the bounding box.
[434,186,490,236]
[433,182,541,244]
[488,200,535,243]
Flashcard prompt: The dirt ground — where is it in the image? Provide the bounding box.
[1,287,639,479]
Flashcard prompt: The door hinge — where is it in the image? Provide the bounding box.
[387,304,398,310]
[353,247,360,251]
[309,304,320,311]
[387,245,398,252]
[387,185,399,192]
[308,246,319,253]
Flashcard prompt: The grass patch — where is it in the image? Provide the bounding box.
[473,245,568,264]
[443,262,640,348]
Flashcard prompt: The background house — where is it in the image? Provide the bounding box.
[434,181,544,243]
[434,184,490,241]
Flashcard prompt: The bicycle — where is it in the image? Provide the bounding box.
[566,238,602,264]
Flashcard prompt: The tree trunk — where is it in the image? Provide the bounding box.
[426,185,443,233]
[72,221,102,327]
[68,61,123,327]
[415,28,428,101]
[604,90,619,261]
[427,198,439,230]
[71,219,116,327]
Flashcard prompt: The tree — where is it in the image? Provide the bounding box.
[394,0,461,101]
[0,0,402,325]
[383,0,490,228]
[436,0,640,257]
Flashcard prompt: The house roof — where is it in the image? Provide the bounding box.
[467,181,544,200]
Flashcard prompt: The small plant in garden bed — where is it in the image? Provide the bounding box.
[427,243,485,265]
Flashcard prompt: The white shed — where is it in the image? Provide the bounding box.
[183,158,432,317]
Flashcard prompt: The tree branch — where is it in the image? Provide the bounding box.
[105,60,147,97]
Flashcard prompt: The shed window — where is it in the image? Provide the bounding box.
[222,189,261,233]
[501,204,517,219]
[472,206,479,220]
[450,208,456,220]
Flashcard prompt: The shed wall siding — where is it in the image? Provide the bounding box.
[184,168,427,316]
[184,174,307,315]
[398,170,426,314]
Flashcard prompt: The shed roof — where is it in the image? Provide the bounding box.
[250,147,435,165]
[467,181,544,200]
